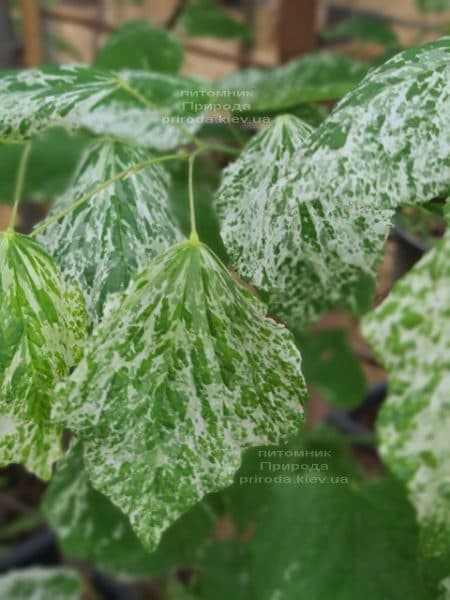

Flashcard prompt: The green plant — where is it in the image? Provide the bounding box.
[0,20,449,600]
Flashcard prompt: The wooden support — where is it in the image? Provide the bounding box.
[278,0,317,63]
[21,0,43,66]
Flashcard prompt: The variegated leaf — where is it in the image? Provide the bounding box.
[363,229,450,556]
[0,413,62,481]
[0,66,206,150]
[0,232,86,478]
[216,52,368,114]
[38,138,182,320]
[216,115,391,328]
[298,37,450,210]
[0,568,83,600]
[54,240,307,550]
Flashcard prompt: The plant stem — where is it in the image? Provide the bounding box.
[9,141,31,231]
[31,152,189,237]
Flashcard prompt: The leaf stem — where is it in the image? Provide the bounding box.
[31,152,189,237]
[188,150,201,244]
[9,142,32,231]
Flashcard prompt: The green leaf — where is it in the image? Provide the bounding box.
[180,0,249,39]
[0,129,89,204]
[38,138,182,320]
[54,240,306,550]
[95,19,183,73]
[0,567,83,599]
[0,232,86,479]
[0,65,207,150]
[323,15,399,47]
[295,328,367,409]
[248,475,443,599]
[363,229,450,556]
[216,52,368,114]
[163,430,448,599]
[43,441,219,578]
[216,115,386,328]
[298,38,450,210]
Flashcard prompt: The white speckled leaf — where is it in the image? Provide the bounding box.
[38,138,182,320]
[298,38,450,209]
[363,229,450,556]
[216,52,368,113]
[0,232,86,479]
[0,567,83,600]
[54,240,307,550]
[216,115,391,328]
[0,65,206,150]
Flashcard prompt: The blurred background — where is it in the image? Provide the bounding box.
[0,1,449,599]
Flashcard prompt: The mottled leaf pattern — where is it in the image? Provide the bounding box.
[38,138,182,320]
[0,414,62,482]
[216,115,390,327]
[216,116,313,295]
[0,232,86,478]
[0,568,83,600]
[363,230,450,556]
[298,38,450,209]
[0,66,206,150]
[216,52,368,113]
[54,240,306,549]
